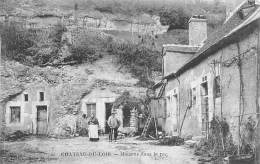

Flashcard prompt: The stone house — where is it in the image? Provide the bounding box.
[83,16,101,28]
[3,85,51,135]
[82,12,103,28]
[26,14,62,29]
[62,15,74,27]
[153,0,260,147]
[80,89,139,133]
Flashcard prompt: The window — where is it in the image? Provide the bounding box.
[201,82,208,96]
[86,103,96,117]
[214,75,221,98]
[202,76,207,82]
[24,94,28,102]
[10,106,21,123]
[192,88,197,106]
[39,92,44,101]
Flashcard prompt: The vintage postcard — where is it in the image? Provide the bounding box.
[0,0,260,164]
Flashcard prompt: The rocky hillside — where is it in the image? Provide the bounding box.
[1,52,146,101]
[0,53,147,135]
[0,0,226,137]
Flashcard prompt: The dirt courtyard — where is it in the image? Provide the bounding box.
[0,135,199,164]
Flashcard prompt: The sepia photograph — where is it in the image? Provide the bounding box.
[0,0,260,163]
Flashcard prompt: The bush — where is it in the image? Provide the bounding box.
[68,30,109,64]
[113,91,141,109]
[159,7,191,30]
[70,45,98,63]
[108,41,161,87]
[158,136,184,146]
[92,0,225,31]
[1,22,35,60]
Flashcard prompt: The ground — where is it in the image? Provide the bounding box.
[0,136,198,164]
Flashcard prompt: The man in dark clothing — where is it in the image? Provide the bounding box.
[107,111,120,142]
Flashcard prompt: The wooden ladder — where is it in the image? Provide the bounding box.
[141,115,152,137]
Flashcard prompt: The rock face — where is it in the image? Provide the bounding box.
[51,114,78,137]
[0,61,24,139]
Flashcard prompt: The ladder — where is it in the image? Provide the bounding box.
[141,115,152,137]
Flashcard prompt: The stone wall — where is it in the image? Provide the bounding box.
[163,51,195,77]
[1,14,168,35]
[130,109,138,129]
[51,114,78,137]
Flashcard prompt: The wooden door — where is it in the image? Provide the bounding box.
[105,103,113,133]
[37,106,48,135]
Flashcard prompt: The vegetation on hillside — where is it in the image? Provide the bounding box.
[107,39,161,87]
[1,21,161,87]
[0,22,66,66]
[0,22,104,66]
[68,30,111,64]
[0,0,226,88]
[1,0,226,32]
[92,0,226,30]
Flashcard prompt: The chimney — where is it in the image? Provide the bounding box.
[188,15,207,46]
[0,35,1,58]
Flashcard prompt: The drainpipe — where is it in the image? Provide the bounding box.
[255,23,260,164]
[162,47,165,77]
[175,75,181,136]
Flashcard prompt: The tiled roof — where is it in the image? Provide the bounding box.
[0,78,24,103]
[193,2,259,60]
[0,63,24,103]
[165,1,260,79]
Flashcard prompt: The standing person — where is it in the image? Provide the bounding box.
[88,113,99,141]
[107,111,120,142]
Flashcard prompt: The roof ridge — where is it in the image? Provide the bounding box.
[225,7,260,38]
[225,0,247,23]
[163,44,200,48]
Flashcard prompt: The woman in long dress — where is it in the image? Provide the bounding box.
[88,113,99,141]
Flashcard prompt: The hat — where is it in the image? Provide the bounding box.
[111,110,116,114]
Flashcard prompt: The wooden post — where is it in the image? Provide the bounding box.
[219,55,223,119]
[255,24,260,164]
[154,116,158,139]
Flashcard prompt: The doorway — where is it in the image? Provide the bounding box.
[36,105,48,135]
[166,94,178,133]
[105,103,113,133]
[201,82,209,135]
[123,105,131,127]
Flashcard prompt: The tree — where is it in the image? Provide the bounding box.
[108,41,161,87]
[159,6,191,30]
